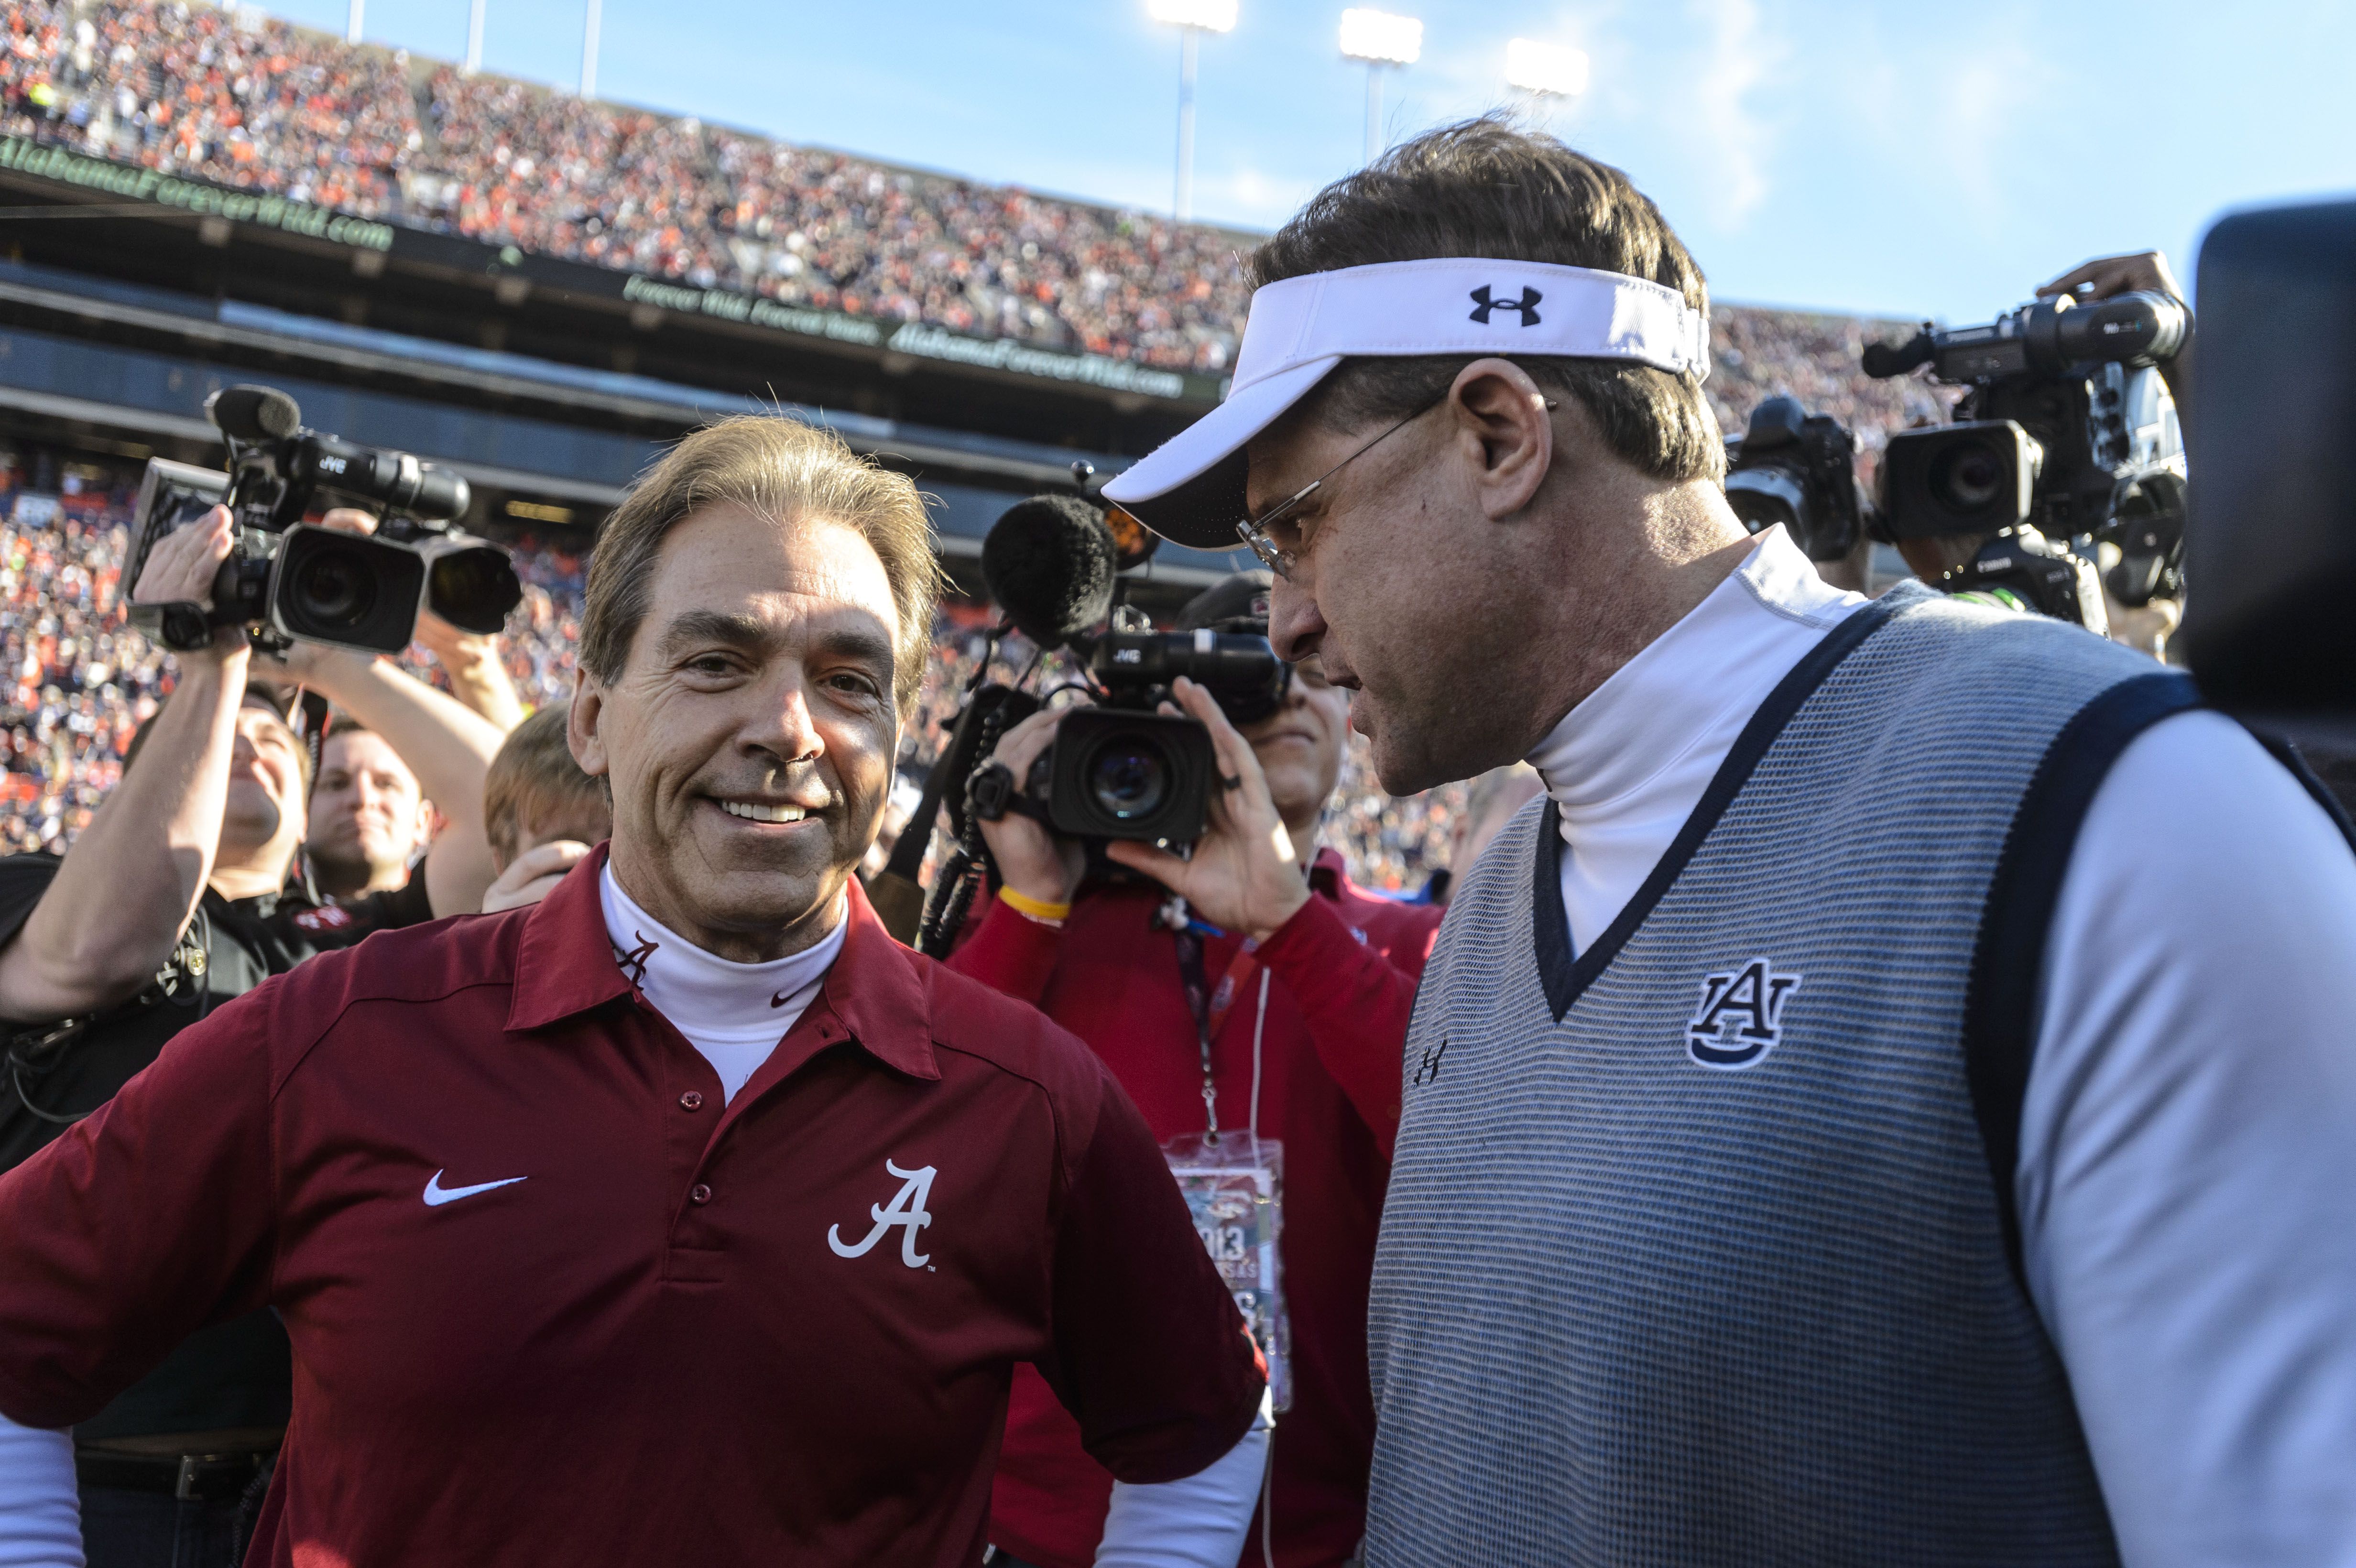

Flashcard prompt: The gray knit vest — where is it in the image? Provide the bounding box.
[1366,586,2193,1566]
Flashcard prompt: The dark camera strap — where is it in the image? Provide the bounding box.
[1172,923,1262,1138]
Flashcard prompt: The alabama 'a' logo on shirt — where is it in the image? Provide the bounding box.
[1685,958,1801,1070]
[828,1159,937,1269]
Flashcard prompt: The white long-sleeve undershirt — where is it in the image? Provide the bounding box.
[1096,1390,1273,1568]
[0,1418,80,1568]
[1524,525,2356,1565]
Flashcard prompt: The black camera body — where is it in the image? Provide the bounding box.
[1723,395,1865,561]
[1933,525,2108,627]
[126,385,520,656]
[1865,291,2189,613]
[1014,630,1289,844]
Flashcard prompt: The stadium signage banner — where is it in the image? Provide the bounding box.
[616,275,1194,402]
[0,134,397,252]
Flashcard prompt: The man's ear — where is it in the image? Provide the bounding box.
[568,670,610,780]
[1448,357,1555,522]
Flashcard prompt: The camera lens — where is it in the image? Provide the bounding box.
[1931,442,2005,513]
[1088,740,1170,822]
[290,543,377,629]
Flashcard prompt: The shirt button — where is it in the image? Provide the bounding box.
[678,1090,705,1111]
[688,1183,713,1205]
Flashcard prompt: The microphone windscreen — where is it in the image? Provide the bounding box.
[982,495,1117,648]
[207,384,301,443]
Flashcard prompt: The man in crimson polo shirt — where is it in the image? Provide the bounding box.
[0,416,1266,1566]
[957,574,1440,1568]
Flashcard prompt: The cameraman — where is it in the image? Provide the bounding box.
[0,503,505,1567]
[956,574,1441,1568]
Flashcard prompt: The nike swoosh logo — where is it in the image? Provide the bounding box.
[423,1169,528,1207]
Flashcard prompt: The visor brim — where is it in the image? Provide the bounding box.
[1102,358,1339,550]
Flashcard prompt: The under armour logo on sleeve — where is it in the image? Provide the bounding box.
[1469,285,1543,327]
[1410,1039,1448,1087]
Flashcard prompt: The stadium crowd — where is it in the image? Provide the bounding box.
[0,0,1924,385]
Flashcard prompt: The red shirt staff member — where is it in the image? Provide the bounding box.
[954,574,1440,1568]
[0,416,1267,1568]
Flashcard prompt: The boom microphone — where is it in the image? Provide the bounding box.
[1861,331,1934,380]
[981,494,1117,648]
[206,384,302,444]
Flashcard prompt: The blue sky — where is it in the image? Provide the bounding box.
[280,0,2351,324]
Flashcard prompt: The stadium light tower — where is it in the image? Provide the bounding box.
[345,0,362,43]
[1148,0,1236,222]
[1504,37,1589,109]
[1339,9,1420,165]
[579,0,601,98]
[466,0,485,74]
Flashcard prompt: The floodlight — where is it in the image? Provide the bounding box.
[1149,0,1237,33]
[1340,8,1422,66]
[1505,37,1588,98]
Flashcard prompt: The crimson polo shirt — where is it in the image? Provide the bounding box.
[0,850,1264,1567]
[949,851,1441,1568]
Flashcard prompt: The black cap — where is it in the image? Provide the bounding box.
[1174,570,1275,635]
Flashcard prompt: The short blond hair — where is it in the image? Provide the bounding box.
[580,416,945,715]
[484,701,610,870]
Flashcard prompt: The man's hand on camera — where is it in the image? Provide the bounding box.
[481,839,592,914]
[2040,250,2194,415]
[130,504,244,662]
[2038,250,2187,315]
[1107,677,1312,943]
[974,708,1086,910]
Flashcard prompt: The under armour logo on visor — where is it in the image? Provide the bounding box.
[1469,285,1543,326]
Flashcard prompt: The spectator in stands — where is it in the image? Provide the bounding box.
[478,697,610,914]
[0,502,505,1564]
[957,571,1442,1568]
[303,720,434,898]
[1417,761,1541,904]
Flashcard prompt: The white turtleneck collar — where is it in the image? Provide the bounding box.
[1523,525,1865,951]
[600,864,848,1105]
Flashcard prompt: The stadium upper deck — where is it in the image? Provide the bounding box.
[0,0,1951,584]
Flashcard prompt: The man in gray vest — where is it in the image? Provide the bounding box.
[1104,118,2356,1565]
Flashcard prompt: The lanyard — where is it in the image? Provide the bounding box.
[1171,924,1261,1137]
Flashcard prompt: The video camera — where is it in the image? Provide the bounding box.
[962,493,1286,848]
[1861,291,2190,623]
[126,384,522,657]
[874,487,1290,956]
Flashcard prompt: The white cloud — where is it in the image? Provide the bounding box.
[1680,0,1783,225]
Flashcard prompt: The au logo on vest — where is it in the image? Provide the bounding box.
[827,1159,937,1268]
[1685,959,1801,1070]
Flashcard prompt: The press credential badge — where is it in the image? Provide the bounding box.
[1164,1131,1289,1412]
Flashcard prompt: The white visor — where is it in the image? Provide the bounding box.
[1103,257,1710,549]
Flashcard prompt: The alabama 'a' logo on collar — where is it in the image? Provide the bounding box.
[1685,958,1800,1070]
